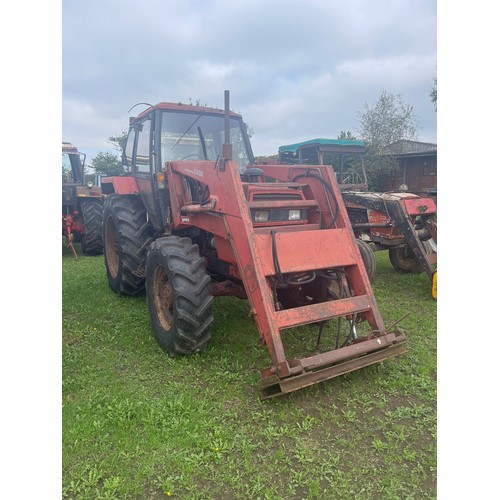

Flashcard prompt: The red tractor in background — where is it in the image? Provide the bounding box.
[278,139,437,295]
[100,91,407,399]
[62,142,104,258]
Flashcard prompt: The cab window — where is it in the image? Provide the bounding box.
[135,120,151,173]
[123,128,136,172]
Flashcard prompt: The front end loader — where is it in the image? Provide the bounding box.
[101,91,407,399]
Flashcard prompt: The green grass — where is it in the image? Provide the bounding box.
[62,245,437,499]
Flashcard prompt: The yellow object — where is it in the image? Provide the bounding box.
[431,270,437,300]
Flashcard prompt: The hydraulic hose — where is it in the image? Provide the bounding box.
[291,171,340,228]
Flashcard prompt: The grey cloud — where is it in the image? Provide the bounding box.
[63,0,436,157]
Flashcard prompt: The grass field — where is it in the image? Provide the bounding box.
[62,245,437,499]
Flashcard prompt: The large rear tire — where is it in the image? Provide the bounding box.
[146,236,214,355]
[103,194,154,296]
[355,239,376,281]
[80,200,103,256]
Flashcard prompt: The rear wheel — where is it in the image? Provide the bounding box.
[389,244,423,273]
[146,236,214,355]
[355,239,376,281]
[80,200,103,255]
[103,194,154,295]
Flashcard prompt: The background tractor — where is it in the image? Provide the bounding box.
[278,139,437,289]
[100,91,407,399]
[62,142,104,258]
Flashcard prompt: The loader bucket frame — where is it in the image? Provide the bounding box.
[166,158,407,399]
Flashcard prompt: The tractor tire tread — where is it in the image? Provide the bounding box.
[355,239,376,281]
[103,194,154,296]
[389,245,423,274]
[146,236,214,356]
[80,200,104,255]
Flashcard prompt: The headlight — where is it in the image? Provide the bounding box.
[288,210,301,220]
[254,210,270,222]
[87,180,94,188]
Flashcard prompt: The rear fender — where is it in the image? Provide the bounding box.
[101,176,140,195]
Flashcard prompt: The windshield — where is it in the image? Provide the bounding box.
[160,111,252,172]
[62,152,82,183]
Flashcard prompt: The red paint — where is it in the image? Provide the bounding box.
[403,197,437,215]
[164,160,403,387]
[101,176,139,194]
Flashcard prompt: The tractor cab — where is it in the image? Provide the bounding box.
[121,102,254,174]
[62,142,86,208]
[278,139,368,191]
[62,142,85,184]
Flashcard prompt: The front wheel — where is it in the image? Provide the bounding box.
[146,236,214,355]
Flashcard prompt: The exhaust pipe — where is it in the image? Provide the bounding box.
[222,90,233,162]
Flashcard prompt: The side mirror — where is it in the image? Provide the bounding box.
[80,153,86,183]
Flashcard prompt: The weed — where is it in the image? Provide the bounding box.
[372,438,390,452]
[62,249,436,498]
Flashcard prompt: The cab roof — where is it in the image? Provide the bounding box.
[62,142,79,154]
[133,101,243,122]
[279,138,366,154]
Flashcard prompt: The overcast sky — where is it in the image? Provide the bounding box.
[62,0,437,160]
[5,3,500,495]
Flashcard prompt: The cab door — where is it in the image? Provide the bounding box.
[132,115,164,231]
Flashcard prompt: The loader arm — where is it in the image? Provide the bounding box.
[166,159,407,399]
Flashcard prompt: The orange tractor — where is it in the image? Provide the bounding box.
[101,91,407,398]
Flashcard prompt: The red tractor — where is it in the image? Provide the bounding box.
[62,142,104,258]
[101,92,407,399]
[278,139,437,293]
[342,190,437,282]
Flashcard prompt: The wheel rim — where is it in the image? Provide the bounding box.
[105,217,119,279]
[395,247,417,267]
[152,265,173,331]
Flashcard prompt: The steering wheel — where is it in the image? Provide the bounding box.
[180,153,204,160]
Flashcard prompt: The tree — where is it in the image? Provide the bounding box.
[89,131,128,176]
[357,90,419,190]
[430,77,437,111]
[337,130,358,141]
[91,151,123,176]
[107,130,128,153]
[358,90,418,153]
